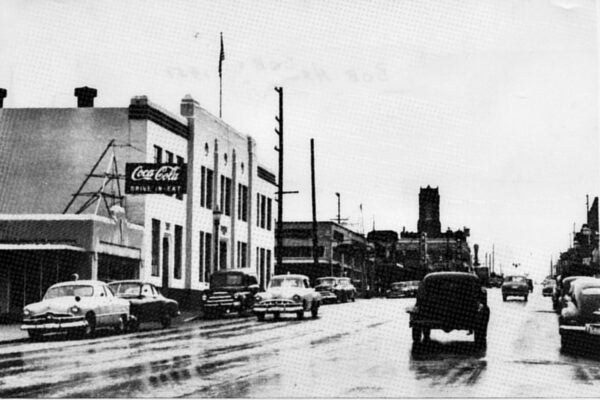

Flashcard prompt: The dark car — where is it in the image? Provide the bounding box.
[202,270,260,317]
[314,277,356,303]
[526,278,533,293]
[407,272,490,346]
[558,278,600,348]
[542,279,556,297]
[387,281,420,298]
[108,280,179,330]
[501,275,529,301]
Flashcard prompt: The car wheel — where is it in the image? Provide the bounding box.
[502,295,507,302]
[83,313,96,338]
[412,327,422,343]
[296,310,304,320]
[114,315,126,334]
[28,331,43,341]
[474,327,487,347]
[351,294,356,302]
[524,295,528,302]
[342,292,348,303]
[128,316,140,332]
[311,303,319,318]
[256,312,265,321]
[161,314,172,329]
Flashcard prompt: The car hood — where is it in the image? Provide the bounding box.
[25,297,84,315]
[502,282,527,288]
[259,288,305,299]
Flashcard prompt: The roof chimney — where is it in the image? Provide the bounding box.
[0,88,7,108]
[74,86,97,107]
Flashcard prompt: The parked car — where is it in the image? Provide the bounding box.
[386,281,420,298]
[407,272,489,346]
[541,279,556,297]
[202,270,260,317]
[314,277,339,304]
[552,275,589,312]
[253,274,321,321]
[489,276,504,288]
[108,280,179,330]
[526,278,533,293]
[558,278,600,348]
[501,275,529,301]
[21,280,130,340]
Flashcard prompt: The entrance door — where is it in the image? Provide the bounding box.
[162,238,170,291]
[219,241,228,270]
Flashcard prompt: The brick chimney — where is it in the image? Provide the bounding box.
[0,88,7,108]
[74,86,97,107]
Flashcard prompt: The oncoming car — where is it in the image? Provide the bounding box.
[387,281,420,298]
[501,275,529,302]
[21,280,130,340]
[253,274,322,321]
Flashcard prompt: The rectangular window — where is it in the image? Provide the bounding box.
[238,184,248,222]
[237,241,247,269]
[174,225,183,279]
[200,166,206,207]
[257,247,263,288]
[176,156,184,200]
[151,219,161,276]
[205,233,212,281]
[199,231,205,281]
[256,193,260,227]
[224,177,232,216]
[267,198,272,230]
[220,175,225,213]
[153,146,162,163]
[242,242,247,269]
[206,168,213,209]
[260,195,266,229]
[266,249,271,284]
[260,248,266,284]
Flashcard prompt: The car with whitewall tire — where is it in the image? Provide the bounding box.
[253,274,321,321]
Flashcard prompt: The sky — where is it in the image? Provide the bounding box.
[0,0,598,281]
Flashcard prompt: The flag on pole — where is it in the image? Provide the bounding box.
[219,32,225,77]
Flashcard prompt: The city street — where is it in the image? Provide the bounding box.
[1,289,600,398]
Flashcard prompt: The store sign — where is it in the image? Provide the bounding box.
[125,163,187,195]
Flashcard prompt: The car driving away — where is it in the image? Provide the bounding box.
[407,272,490,347]
[108,280,180,330]
[21,280,130,340]
[501,275,529,301]
[253,274,321,321]
[387,281,420,298]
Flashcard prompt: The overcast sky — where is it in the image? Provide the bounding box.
[0,0,597,280]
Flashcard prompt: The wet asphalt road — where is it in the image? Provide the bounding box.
[1,289,600,397]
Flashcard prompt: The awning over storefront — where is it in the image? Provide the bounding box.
[0,244,87,252]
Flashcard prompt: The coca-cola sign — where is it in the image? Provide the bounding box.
[125,163,187,195]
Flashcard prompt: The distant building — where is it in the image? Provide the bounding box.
[0,87,275,317]
[417,186,441,238]
[276,221,369,288]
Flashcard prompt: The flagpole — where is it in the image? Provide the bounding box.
[219,32,224,119]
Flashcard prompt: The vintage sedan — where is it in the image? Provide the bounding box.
[407,272,489,346]
[542,278,556,297]
[387,281,420,298]
[201,270,260,317]
[314,277,339,304]
[335,277,357,302]
[108,280,179,330]
[501,275,529,301]
[558,278,600,348]
[552,275,589,312]
[21,280,130,340]
[253,274,322,321]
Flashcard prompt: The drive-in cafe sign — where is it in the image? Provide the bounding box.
[125,163,187,195]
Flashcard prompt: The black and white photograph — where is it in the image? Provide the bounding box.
[0,0,598,398]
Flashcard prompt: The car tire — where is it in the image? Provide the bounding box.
[412,327,422,343]
[128,316,140,332]
[311,303,319,318]
[524,295,528,302]
[342,292,348,303]
[28,331,43,341]
[83,313,96,338]
[502,295,507,302]
[256,312,265,321]
[296,311,304,320]
[351,294,356,302]
[114,315,126,334]
[161,314,172,329]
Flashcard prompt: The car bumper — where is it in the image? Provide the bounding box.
[203,301,242,310]
[502,290,528,296]
[21,320,88,331]
[542,290,553,297]
[253,304,303,313]
[560,323,600,336]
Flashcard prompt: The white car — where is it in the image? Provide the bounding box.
[21,280,131,340]
[253,274,322,321]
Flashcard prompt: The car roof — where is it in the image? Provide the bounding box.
[211,269,256,277]
[271,274,309,280]
[571,278,600,295]
[50,280,105,287]
[423,272,478,283]
[107,280,151,285]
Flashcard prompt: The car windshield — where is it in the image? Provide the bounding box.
[211,274,244,288]
[270,278,302,288]
[108,282,142,297]
[338,279,350,284]
[392,283,407,289]
[44,285,94,299]
[317,278,336,286]
[506,276,526,283]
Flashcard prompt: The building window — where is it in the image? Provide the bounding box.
[257,247,261,287]
[176,155,184,200]
[220,175,232,216]
[256,194,260,227]
[266,198,272,230]
[153,145,163,163]
[201,167,214,209]
[237,184,248,222]
[174,225,183,280]
[199,231,205,281]
[205,232,212,281]
[266,249,271,284]
[237,241,247,269]
[200,167,206,207]
[151,219,161,276]
[260,195,266,229]
[260,248,266,284]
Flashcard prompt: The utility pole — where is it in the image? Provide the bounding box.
[274,87,284,271]
[311,139,319,273]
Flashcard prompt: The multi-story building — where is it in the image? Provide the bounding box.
[276,221,369,288]
[0,87,275,318]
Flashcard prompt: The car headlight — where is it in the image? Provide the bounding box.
[255,295,262,302]
[23,309,31,317]
[202,294,208,302]
[70,305,81,314]
[292,294,302,303]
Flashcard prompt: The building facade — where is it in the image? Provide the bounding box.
[0,88,275,316]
